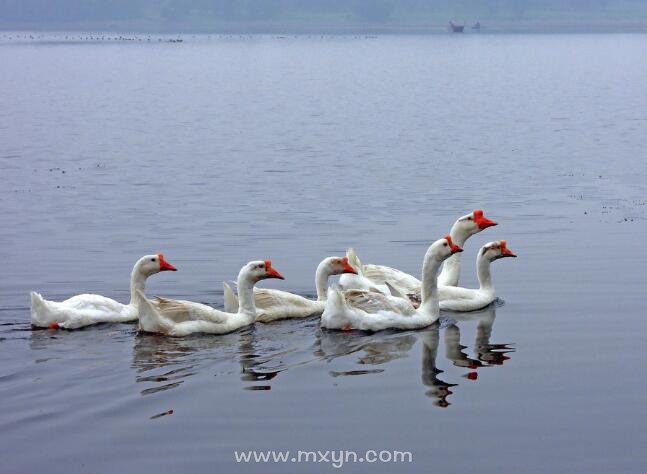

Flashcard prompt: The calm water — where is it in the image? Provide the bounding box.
[1,33,646,473]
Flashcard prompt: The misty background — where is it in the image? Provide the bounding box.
[2,0,647,32]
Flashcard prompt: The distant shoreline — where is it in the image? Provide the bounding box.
[2,20,647,35]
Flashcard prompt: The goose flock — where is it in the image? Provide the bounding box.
[30,209,516,336]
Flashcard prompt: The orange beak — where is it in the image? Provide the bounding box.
[444,235,463,254]
[500,241,517,258]
[473,210,497,230]
[158,253,177,271]
[341,256,358,275]
[264,260,285,280]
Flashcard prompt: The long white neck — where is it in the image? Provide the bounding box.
[129,266,147,306]
[236,270,257,319]
[438,224,469,286]
[476,253,494,292]
[419,249,443,318]
[314,261,332,301]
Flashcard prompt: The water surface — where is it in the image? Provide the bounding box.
[1,33,646,473]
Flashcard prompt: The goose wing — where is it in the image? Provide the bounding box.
[344,290,416,316]
[153,297,227,324]
[61,294,126,313]
[363,264,421,291]
[253,288,313,311]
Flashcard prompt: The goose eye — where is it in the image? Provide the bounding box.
[443,242,448,247]
[467,217,473,220]
[151,258,156,262]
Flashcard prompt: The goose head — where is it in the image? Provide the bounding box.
[480,240,517,261]
[430,235,464,262]
[453,210,497,239]
[243,260,285,282]
[136,253,177,276]
[322,256,358,276]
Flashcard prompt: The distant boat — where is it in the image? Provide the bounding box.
[472,22,481,30]
[449,21,465,33]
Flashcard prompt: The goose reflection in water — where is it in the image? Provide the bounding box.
[132,315,320,394]
[447,306,515,378]
[315,329,417,369]
[236,316,324,390]
[126,305,513,402]
[472,307,514,366]
[422,307,514,405]
[444,323,484,371]
[419,327,457,407]
[132,326,281,394]
[317,325,459,407]
[315,305,514,407]
[131,329,242,396]
[237,328,283,391]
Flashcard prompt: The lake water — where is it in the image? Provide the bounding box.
[1,33,646,473]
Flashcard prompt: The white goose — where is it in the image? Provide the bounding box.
[321,236,463,331]
[137,260,285,336]
[222,256,358,322]
[438,240,517,312]
[30,254,177,329]
[341,248,392,295]
[339,210,497,294]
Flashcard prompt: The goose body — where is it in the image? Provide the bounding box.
[321,236,463,332]
[322,285,421,331]
[335,248,390,295]
[340,210,496,294]
[439,286,495,312]
[31,293,137,329]
[439,240,516,311]
[223,256,358,322]
[138,260,284,337]
[30,254,177,329]
[400,241,517,312]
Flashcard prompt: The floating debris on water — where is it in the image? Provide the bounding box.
[329,369,384,377]
[150,409,174,420]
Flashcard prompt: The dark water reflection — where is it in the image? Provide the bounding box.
[420,327,457,407]
[316,329,417,365]
[126,306,512,408]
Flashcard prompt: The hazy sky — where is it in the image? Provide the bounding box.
[1,0,646,29]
